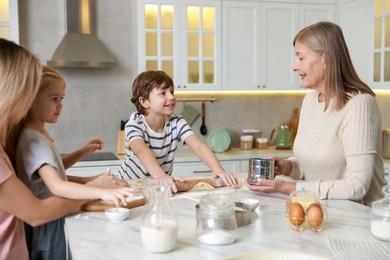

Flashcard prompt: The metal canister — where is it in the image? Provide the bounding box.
[247,158,275,185]
[383,130,390,159]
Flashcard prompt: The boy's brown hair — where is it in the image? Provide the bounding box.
[131,70,174,115]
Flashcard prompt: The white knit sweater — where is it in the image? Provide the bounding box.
[290,91,387,206]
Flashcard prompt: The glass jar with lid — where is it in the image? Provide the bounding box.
[370,185,390,241]
[240,135,253,150]
[196,194,237,245]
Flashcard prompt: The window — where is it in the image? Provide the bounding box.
[374,0,390,83]
[0,0,19,43]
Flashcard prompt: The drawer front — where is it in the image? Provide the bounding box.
[173,160,241,177]
[67,165,121,177]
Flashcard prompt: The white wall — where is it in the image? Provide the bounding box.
[20,0,138,153]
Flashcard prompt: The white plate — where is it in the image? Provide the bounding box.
[224,251,331,260]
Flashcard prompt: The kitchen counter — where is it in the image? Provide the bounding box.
[69,148,390,179]
[65,175,389,260]
[72,147,294,168]
[73,147,390,167]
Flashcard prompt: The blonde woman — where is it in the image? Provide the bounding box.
[0,39,130,260]
[0,38,80,260]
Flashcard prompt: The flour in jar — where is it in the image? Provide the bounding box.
[198,230,236,245]
[141,220,178,253]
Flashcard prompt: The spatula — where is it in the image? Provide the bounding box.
[200,102,207,135]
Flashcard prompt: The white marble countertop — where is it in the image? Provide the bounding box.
[65,176,388,260]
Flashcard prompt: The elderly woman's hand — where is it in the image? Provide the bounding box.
[270,156,293,176]
[243,177,295,195]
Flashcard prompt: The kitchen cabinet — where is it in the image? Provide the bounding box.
[222,0,336,90]
[339,0,374,87]
[66,162,122,177]
[137,0,221,91]
[299,3,335,28]
[0,0,19,43]
[372,0,389,89]
[172,159,241,176]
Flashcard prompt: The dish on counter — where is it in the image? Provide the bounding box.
[207,128,234,153]
[237,198,260,211]
[105,207,130,222]
[234,202,252,227]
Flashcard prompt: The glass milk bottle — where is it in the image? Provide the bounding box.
[141,182,178,253]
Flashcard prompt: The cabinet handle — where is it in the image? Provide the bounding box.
[193,170,212,174]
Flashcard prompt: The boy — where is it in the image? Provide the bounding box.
[117,71,238,192]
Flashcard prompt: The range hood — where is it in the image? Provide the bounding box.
[47,0,116,68]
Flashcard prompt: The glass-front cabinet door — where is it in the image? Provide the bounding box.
[373,0,390,88]
[0,0,19,43]
[138,0,221,91]
[142,2,176,79]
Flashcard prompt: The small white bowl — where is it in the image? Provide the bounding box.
[237,199,260,211]
[105,207,130,222]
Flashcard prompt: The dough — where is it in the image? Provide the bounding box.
[189,182,215,191]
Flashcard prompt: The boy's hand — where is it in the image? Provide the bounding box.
[83,138,104,156]
[212,172,238,188]
[87,171,129,188]
[155,175,184,194]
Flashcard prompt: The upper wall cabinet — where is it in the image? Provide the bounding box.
[137,0,221,91]
[340,0,374,87]
[222,0,336,91]
[0,0,19,43]
[373,0,390,88]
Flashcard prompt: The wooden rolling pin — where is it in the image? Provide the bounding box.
[174,177,226,192]
[81,194,146,211]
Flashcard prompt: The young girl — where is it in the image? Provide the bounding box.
[116,70,238,192]
[15,65,133,260]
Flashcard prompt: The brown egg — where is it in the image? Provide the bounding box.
[307,203,323,228]
[289,202,305,226]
